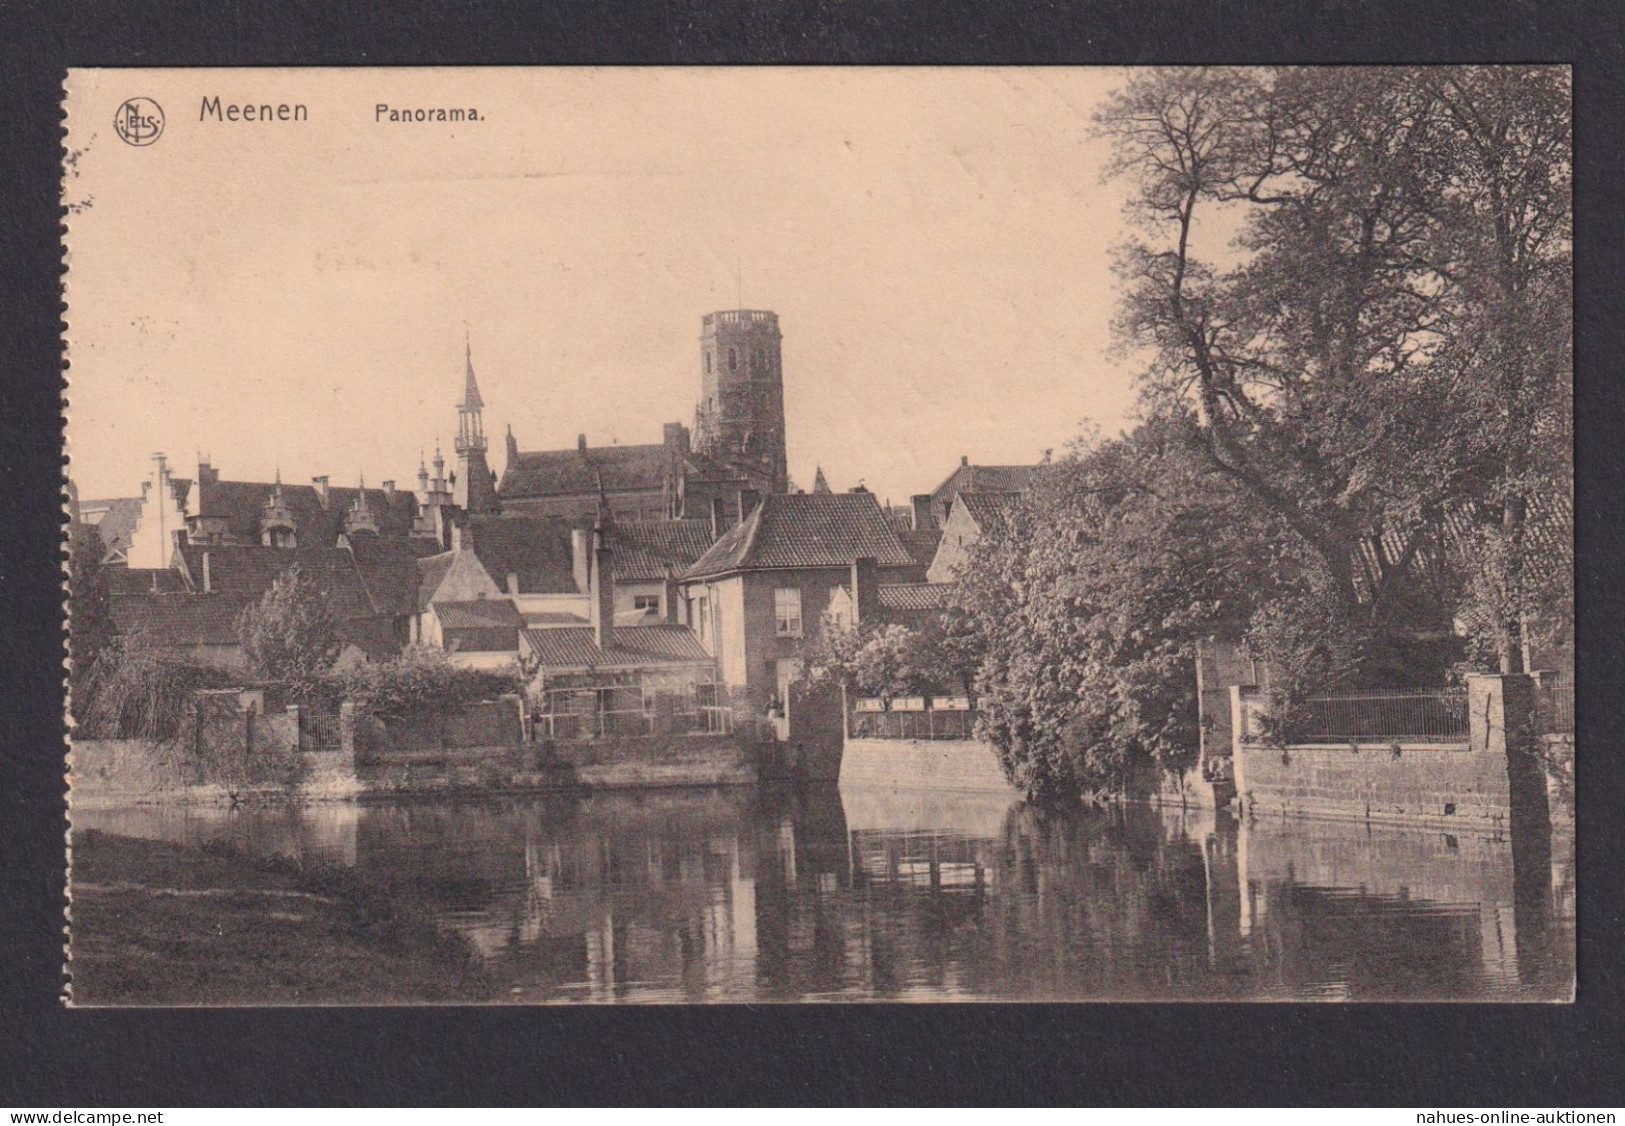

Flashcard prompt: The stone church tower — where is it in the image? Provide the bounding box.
[453,336,501,515]
[693,310,789,496]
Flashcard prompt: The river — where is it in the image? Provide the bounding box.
[71,784,1574,1003]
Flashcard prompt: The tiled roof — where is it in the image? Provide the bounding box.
[79,496,144,561]
[416,552,457,612]
[432,599,524,629]
[499,441,673,499]
[878,582,956,612]
[896,527,944,568]
[464,515,579,594]
[194,478,419,546]
[930,463,1037,506]
[609,519,716,582]
[109,590,258,646]
[960,491,1022,531]
[683,493,914,580]
[347,537,426,617]
[174,544,379,621]
[106,567,186,596]
[523,610,590,626]
[521,625,712,670]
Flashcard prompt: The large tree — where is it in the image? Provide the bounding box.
[237,564,342,690]
[1096,66,1571,678]
[961,421,1277,800]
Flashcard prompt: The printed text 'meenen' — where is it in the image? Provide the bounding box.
[200,96,309,122]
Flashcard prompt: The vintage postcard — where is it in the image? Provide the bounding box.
[62,67,1573,1005]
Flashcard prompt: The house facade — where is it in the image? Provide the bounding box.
[679,492,918,716]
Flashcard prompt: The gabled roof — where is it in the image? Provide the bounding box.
[930,463,1037,506]
[432,599,524,630]
[79,496,144,561]
[499,441,673,499]
[683,492,914,580]
[609,519,716,582]
[194,478,419,546]
[878,582,956,612]
[416,552,457,613]
[464,514,579,594]
[521,625,712,671]
[959,491,1022,532]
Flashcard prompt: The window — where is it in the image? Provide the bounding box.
[633,594,660,613]
[774,587,803,637]
[728,346,739,373]
[696,596,709,642]
[704,351,712,375]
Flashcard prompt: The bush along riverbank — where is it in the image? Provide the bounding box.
[68,829,494,1005]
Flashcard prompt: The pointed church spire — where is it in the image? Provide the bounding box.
[460,327,484,410]
[812,465,831,494]
[453,330,500,515]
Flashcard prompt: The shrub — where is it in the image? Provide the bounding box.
[339,645,520,720]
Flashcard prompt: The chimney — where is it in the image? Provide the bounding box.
[663,422,690,455]
[851,556,880,626]
[201,551,212,594]
[591,539,615,650]
[197,459,218,486]
[448,517,464,552]
[578,433,588,454]
[960,455,970,467]
[570,528,591,592]
[911,494,933,531]
[312,476,330,507]
[663,569,681,625]
[382,480,396,499]
[506,572,519,597]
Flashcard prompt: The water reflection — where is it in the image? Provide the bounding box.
[72,784,1573,1003]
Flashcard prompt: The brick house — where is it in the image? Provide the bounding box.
[679,491,918,718]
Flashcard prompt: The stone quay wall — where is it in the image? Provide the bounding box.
[1234,741,1512,830]
[1232,674,1565,832]
[839,738,1017,795]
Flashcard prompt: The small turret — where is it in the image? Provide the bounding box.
[345,475,379,537]
[261,470,297,548]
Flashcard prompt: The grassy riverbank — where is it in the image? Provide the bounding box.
[69,829,494,1005]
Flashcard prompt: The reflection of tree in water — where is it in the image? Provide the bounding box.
[78,786,1570,1002]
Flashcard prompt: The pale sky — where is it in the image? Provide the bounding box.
[64,67,1139,504]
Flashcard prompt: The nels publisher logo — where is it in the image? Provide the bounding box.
[113,97,164,146]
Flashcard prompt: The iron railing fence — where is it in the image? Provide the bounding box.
[533,684,734,742]
[847,707,979,742]
[1535,674,1574,735]
[1292,689,1469,744]
[298,709,344,754]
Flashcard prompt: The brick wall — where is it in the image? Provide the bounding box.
[1235,742,1512,830]
[839,738,1016,794]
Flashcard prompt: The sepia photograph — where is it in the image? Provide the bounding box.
[61,65,1573,1006]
